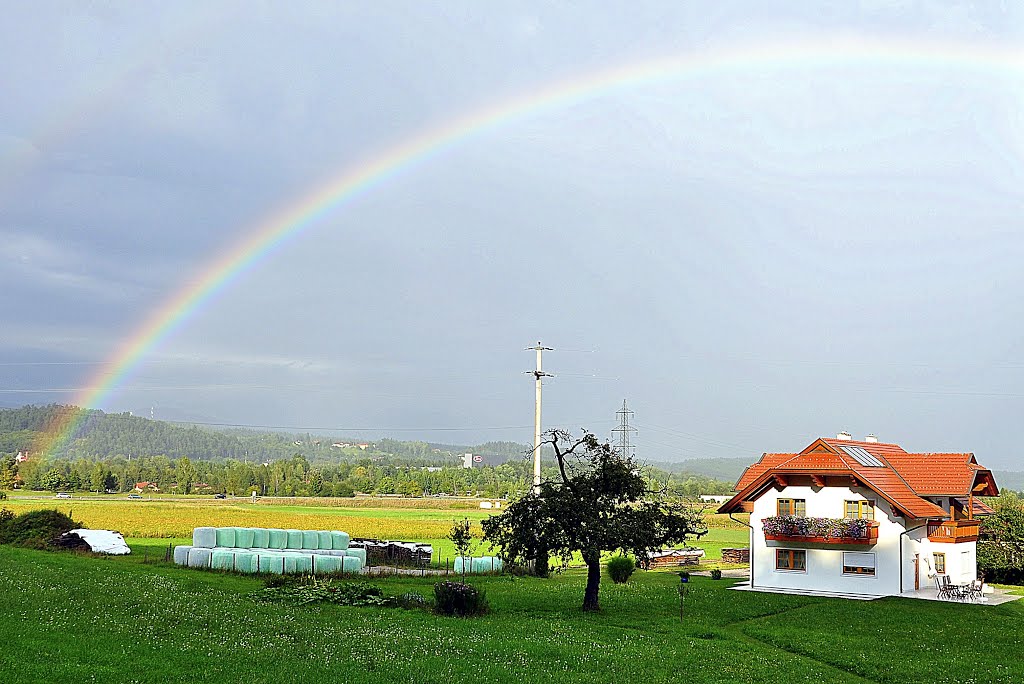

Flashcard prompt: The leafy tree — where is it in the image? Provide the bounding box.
[41,468,69,492]
[981,492,1024,543]
[90,463,106,493]
[309,469,324,496]
[176,457,197,494]
[483,430,707,612]
[449,518,474,583]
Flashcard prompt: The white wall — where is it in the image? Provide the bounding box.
[751,484,907,597]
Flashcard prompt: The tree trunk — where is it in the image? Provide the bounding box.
[533,544,550,578]
[582,550,601,612]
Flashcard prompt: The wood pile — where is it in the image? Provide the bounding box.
[350,538,433,566]
[721,547,750,564]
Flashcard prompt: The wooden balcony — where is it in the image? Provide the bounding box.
[763,518,879,545]
[927,519,980,543]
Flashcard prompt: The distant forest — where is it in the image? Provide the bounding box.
[0,405,738,499]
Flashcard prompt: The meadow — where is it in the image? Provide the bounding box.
[1,543,1021,684]
[2,494,749,563]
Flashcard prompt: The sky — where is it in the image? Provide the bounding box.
[2,2,1024,469]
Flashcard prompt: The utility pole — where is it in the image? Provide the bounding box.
[611,399,637,459]
[526,341,553,495]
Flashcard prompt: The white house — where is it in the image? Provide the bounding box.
[718,433,998,598]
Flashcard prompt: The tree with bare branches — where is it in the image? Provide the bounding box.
[482,429,707,612]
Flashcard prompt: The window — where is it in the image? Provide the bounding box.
[844,500,875,520]
[842,552,876,576]
[778,498,806,516]
[776,549,806,572]
[933,552,946,574]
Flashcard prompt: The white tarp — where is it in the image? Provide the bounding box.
[67,529,131,555]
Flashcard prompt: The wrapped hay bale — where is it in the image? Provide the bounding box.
[454,556,471,574]
[173,545,192,565]
[330,531,350,550]
[314,555,343,574]
[233,551,258,573]
[210,550,236,571]
[193,527,217,548]
[234,528,256,548]
[293,555,313,574]
[257,552,286,574]
[317,530,333,549]
[341,555,362,573]
[187,547,213,568]
[282,555,300,574]
[251,528,269,548]
[267,529,288,549]
[215,527,236,548]
[343,547,366,565]
[327,549,347,557]
[285,529,303,549]
[472,556,503,573]
[301,531,319,550]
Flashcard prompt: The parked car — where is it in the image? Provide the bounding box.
[214,493,227,499]
[55,492,72,499]
[127,493,143,500]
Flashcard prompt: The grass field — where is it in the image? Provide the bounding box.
[1,495,749,563]
[1,544,1021,684]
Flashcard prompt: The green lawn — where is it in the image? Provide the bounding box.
[2,545,1021,683]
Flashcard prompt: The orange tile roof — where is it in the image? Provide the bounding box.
[722,437,998,520]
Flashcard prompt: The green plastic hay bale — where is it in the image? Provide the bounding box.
[293,555,313,574]
[472,556,503,573]
[267,529,287,549]
[327,550,346,557]
[341,555,362,573]
[233,551,258,573]
[211,550,236,571]
[301,531,319,550]
[192,527,217,548]
[215,527,236,548]
[330,531,350,550]
[285,530,303,549]
[317,531,333,549]
[187,548,213,568]
[235,528,256,548]
[257,553,285,574]
[454,556,471,574]
[251,528,269,548]
[173,545,192,565]
[282,555,299,574]
[314,555,343,574]
[344,547,366,565]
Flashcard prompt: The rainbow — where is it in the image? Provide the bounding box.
[36,35,1024,456]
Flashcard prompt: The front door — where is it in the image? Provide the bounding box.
[914,554,920,591]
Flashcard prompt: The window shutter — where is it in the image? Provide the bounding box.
[843,552,875,568]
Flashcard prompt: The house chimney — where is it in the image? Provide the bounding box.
[835,431,852,441]
[865,434,878,443]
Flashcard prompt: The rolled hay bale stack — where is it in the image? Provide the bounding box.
[193,527,217,548]
[210,550,236,571]
[187,547,213,568]
[251,528,270,548]
[330,531,350,550]
[215,527,236,548]
[327,549,347,557]
[267,529,287,549]
[301,530,320,550]
[314,555,344,575]
[285,529,303,550]
[317,531,333,549]
[454,556,470,574]
[341,555,362,573]
[173,545,192,565]
[282,555,300,574]
[235,528,256,549]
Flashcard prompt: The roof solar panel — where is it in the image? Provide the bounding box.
[840,445,885,467]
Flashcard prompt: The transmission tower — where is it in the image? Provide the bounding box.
[611,399,637,459]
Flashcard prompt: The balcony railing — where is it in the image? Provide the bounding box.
[927,519,980,543]
[762,516,880,545]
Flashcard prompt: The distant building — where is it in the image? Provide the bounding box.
[699,494,733,504]
[15,451,29,463]
[461,453,516,469]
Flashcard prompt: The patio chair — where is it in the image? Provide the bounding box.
[939,575,964,601]
[933,574,950,600]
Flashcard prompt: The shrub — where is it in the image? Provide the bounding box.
[398,592,428,610]
[257,578,398,607]
[0,509,80,549]
[0,491,7,500]
[606,554,635,584]
[710,569,723,580]
[434,580,489,617]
